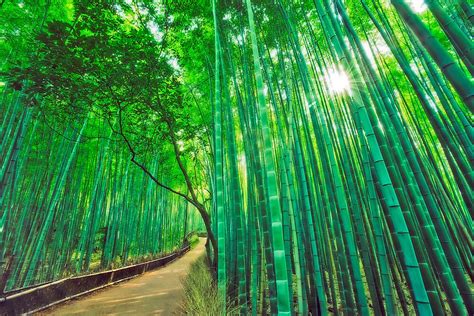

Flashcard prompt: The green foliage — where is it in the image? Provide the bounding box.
[188,233,200,249]
[1,0,473,315]
[0,0,208,291]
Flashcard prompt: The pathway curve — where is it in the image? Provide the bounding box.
[46,238,206,315]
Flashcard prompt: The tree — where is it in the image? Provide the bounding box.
[8,1,218,263]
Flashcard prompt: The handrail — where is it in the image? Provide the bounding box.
[0,242,191,315]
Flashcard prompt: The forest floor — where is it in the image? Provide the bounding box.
[40,238,207,315]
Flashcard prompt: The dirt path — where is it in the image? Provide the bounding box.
[46,238,206,315]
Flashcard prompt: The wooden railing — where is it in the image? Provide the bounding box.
[0,243,191,315]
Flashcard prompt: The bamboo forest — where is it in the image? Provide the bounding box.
[0,0,473,315]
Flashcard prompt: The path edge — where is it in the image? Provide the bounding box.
[0,244,191,315]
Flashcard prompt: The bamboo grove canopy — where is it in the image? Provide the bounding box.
[1,0,473,315]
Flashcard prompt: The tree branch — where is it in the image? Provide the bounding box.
[107,86,198,208]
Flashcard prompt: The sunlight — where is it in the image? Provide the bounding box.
[407,0,427,13]
[361,34,391,67]
[168,57,181,72]
[177,140,185,152]
[270,49,278,60]
[188,18,200,31]
[362,42,377,66]
[325,67,351,95]
[147,21,163,42]
[231,34,244,46]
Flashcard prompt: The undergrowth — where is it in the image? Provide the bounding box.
[179,255,237,315]
[188,234,200,249]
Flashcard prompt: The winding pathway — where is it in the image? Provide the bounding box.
[45,238,206,315]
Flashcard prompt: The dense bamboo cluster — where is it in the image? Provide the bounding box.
[0,103,202,290]
[0,1,205,293]
[0,0,472,314]
[211,0,473,314]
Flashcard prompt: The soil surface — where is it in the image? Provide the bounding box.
[44,238,206,315]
